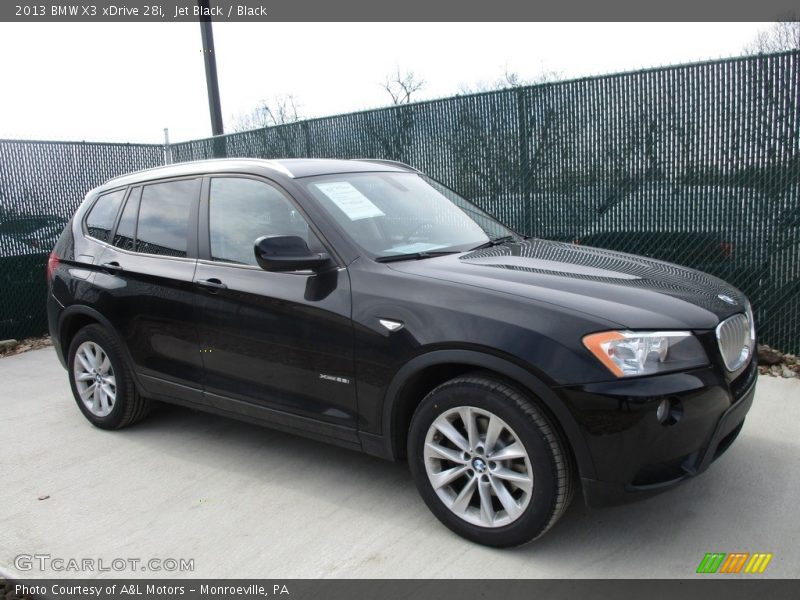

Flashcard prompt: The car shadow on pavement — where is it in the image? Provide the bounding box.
[114,400,795,576]
[511,431,796,568]
[126,400,418,495]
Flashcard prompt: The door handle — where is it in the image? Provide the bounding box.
[196,278,227,291]
[100,261,123,273]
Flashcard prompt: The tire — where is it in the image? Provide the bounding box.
[67,324,150,429]
[408,373,574,547]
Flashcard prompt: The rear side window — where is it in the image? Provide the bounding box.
[112,187,140,251]
[85,189,125,241]
[135,179,199,258]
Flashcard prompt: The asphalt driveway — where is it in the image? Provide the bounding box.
[1,347,798,578]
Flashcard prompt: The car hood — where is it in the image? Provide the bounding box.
[387,239,747,330]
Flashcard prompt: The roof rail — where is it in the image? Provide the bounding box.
[353,159,419,173]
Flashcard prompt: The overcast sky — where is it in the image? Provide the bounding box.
[0,22,770,144]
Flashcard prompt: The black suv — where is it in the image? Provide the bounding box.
[47,159,757,547]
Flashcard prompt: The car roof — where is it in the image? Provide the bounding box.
[94,158,416,194]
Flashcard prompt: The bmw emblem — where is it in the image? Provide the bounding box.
[718,294,736,305]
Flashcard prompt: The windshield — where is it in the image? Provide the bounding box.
[302,172,518,259]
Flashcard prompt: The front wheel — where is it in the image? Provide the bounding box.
[408,374,574,547]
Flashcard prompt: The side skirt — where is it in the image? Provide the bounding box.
[139,373,364,454]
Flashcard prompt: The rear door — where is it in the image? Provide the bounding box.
[193,175,357,433]
[95,177,204,402]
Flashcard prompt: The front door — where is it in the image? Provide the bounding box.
[193,176,357,431]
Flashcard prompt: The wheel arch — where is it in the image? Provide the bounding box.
[379,349,596,480]
[58,305,144,391]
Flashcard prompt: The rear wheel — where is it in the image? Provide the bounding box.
[408,373,574,547]
[68,324,150,429]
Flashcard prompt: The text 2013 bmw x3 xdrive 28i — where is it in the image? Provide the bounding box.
[47,159,757,547]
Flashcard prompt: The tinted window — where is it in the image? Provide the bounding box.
[113,187,140,251]
[209,178,317,266]
[136,180,198,258]
[85,189,125,241]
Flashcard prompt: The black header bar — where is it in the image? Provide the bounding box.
[1,0,798,22]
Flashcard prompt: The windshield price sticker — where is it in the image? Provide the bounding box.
[314,181,385,221]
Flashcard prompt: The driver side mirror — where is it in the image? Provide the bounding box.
[254,235,332,272]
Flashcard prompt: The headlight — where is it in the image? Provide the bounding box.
[745,299,756,345]
[583,330,708,378]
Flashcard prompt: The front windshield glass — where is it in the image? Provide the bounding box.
[302,172,517,258]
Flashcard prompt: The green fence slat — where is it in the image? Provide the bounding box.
[1,51,798,352]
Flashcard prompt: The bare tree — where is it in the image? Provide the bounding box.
[458,67,563,94]
[231,95,302,133]
[382,68,426,105]
[744,16,800,54]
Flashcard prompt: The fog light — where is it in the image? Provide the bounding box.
[656,397,683,426]
[656,399,670,423]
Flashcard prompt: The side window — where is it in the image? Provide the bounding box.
[85,189,125,241]
[208,177,320,266]
[113,187,140,251]
[135,179,199,258]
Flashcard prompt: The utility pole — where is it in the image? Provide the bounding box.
[198,0,225,156]
[163,127,173,165]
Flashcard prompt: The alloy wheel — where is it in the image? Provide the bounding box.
[423,406,533,528]
[73,341,117,417]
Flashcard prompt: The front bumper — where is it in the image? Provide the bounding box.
[560,353,758,507]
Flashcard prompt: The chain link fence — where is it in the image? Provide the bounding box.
[0,140,164,339]
[1,51,799,352]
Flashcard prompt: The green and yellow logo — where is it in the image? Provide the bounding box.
[696,552,773,574]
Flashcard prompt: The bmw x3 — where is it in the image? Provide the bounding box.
[46,159,757,547]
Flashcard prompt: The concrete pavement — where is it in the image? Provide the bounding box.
[1,347,798,578]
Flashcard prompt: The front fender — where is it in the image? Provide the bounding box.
[375,348,596,481]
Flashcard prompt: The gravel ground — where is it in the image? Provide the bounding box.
[0,336,52,358]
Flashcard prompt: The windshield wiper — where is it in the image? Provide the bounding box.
[375,250,461,263]
[469,235,517,251]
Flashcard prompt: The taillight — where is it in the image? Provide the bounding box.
[46,251,60,283]
[719,242,734,259]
